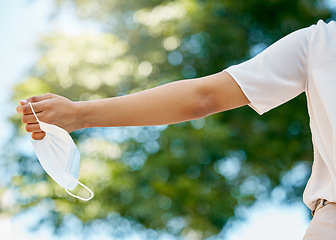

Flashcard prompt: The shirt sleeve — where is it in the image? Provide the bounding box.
[224,24,316,115]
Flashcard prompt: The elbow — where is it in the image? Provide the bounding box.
[189,90,216,120]
[184,71,250,121]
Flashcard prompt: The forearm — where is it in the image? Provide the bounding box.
[78,78,210,128]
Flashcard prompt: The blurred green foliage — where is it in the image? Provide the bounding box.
[5,0,335,239]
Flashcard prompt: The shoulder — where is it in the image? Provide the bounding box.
[310,20,336,40]
[309,20,336,65]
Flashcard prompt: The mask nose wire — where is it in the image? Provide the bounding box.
[65,177,94,201]
[28,102,40,122]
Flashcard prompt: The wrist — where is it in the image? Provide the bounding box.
[73,101,89,130]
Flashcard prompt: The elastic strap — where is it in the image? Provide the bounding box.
[28,102,40,122]
[65,178,94,201]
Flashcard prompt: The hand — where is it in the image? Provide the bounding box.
[16,93,82,140]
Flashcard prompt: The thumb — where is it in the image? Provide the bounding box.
[27,93,56,103]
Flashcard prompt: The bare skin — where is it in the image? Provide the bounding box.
[16,71,249,140]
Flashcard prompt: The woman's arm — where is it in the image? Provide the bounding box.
[81,71,249,127]
[17,71,249,140]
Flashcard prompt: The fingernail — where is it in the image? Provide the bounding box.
[20,99,28,104]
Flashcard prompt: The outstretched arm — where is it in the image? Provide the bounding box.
[17,71,249,140]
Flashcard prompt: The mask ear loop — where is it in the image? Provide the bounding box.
[65,178,94,201]
[28,102,40,122]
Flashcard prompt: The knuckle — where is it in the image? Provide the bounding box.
[42,114,49,123]
[43,101,51,110]
[25,124,32,132]
[48,113,55,124]
[43,113,53,124]
[31,96,38,102]
[22,106,29,114]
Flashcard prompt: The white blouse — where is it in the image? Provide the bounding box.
[225,20,336,210]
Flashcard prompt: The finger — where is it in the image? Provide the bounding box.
[21,112,42,124]
[32,132,46,140]
[16,104,23,114]
[25,123,42,133]
[17,93,54,113]
[18,102,45,115]
[17,100,28,113]
[20,99,28,105]
[27,93,55,103]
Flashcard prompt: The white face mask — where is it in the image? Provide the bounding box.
[28,102,94,201]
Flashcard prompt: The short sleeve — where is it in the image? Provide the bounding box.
[224,24,316,115]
